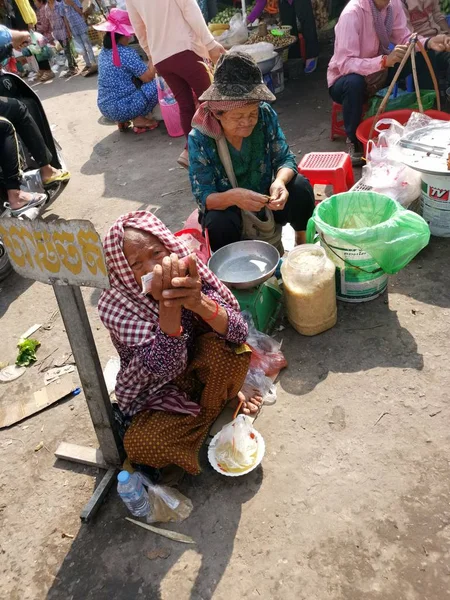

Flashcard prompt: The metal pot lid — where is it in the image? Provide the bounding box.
[400,123,450,176]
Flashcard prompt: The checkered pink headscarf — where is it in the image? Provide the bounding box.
[98,211,239,347]
[192,100,259,140]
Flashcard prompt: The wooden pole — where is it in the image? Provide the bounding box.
[53,284,123,466]
[410,40,424,113]
[368,41,415,140]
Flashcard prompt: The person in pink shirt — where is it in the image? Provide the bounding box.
[404,0,450,85]
[328,0,450,164]
[126,0,225,169]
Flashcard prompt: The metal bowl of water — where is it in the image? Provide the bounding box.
[208,240,280,289]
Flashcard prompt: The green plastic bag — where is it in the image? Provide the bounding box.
[306,192,430,275]
[365,90,436,118]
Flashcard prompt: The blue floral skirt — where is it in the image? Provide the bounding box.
[98,80,158,123]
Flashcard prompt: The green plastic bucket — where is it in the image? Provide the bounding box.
[306,191,431,303]
[318,231,387,302]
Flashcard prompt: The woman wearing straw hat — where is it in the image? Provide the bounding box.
[188,52,315,252]
[94,9,158,134]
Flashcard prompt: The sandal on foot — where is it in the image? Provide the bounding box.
[133,122,159,134]
[42,169,71,186]
[177,150,189,169]
[4,193,47,216]
[305,57,318,74]
[118,121,131,132]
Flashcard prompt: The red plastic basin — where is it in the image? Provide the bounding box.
[356,109,450,155]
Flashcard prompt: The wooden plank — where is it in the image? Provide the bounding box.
[53,284,123,466]
[0,376,76,429]
[55,442,107,468]
[0,217,110,288]
[80,467,117,522]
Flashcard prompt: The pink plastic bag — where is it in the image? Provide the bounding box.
[174,229,211,264]
[244,312,287,377]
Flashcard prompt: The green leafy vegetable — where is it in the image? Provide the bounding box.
[16,338,41,366]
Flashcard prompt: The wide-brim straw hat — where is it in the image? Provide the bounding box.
[199,51,276,103]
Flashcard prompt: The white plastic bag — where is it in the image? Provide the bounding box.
[367,118,404,164]
[231,42,274,62]
[215,415,258,472]
[218,14,248,48]
[103,357,120,396]
[363,118,421,207]
[362,160,421,207]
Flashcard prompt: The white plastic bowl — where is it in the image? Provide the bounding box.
[208,429,265,477]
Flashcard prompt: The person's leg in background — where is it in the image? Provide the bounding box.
[37,58,54,82]
[156,50,211,168]
[329,73,366,165]
[203,206,242,251]
[72,32,96,74]
[272,173,315,245]
[59,38,77,74]
[436,51,450,86]
[0,118,47,214]
[0,97,70,190]
[293,0,319,73]
[80,31,97,71]
[279,0,300,58]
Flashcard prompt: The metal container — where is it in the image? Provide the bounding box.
[257,53,278,75]
[208,240,280,289]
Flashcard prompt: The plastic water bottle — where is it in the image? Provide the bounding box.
[117,470,150,517]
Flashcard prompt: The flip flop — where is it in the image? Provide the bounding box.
[118,121,131,132]
[177,151,189,169]
[4,192,47,217]
[133,122,159,134]
[42,169,71,186]
[305,57,318,74]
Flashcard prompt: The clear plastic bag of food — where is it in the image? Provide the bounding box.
[218,14,248,48]
[242,312,288,376]
[140,475,193,523]
[242,367,277,406]
[215,415,258,473]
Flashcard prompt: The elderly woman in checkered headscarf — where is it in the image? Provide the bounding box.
[98,211,261,479]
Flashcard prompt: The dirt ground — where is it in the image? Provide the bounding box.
[2,53,450,600]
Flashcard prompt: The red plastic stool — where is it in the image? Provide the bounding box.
[298,152,355,195]
[331,102,369,141]
[331,102,346,140]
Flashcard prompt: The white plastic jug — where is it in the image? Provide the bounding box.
[281,245,337,336]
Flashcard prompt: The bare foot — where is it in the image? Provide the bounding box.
[237,390,263,415]
[7,188,37,210]
[133,115,158,128]
[40,165,58,181]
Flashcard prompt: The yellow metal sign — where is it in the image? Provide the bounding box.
[0,218,110,288]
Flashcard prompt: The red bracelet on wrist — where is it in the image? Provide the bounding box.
[167,326,183,337]
[203,300,220,322]
[381,55,388,69]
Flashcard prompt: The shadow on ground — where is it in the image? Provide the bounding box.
[0,269,34,319]
[392,236,450,308]
[31,72,99,103]
[47,463,263,600]
[279,293,424,397]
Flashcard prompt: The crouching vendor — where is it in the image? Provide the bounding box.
[328,0,450,165]
[188,52,315,252]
